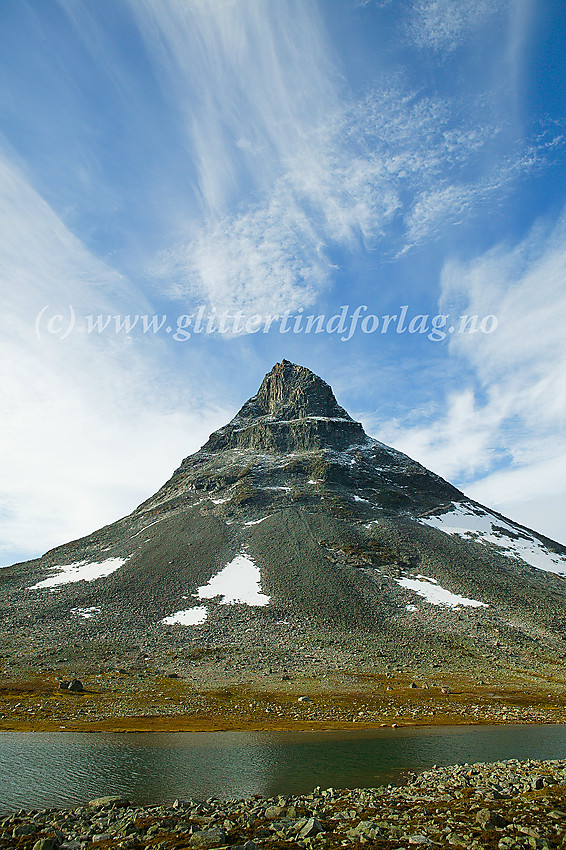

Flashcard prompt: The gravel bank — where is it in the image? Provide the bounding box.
[3,759,566,849]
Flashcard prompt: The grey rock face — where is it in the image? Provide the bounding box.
[205,360,365,453]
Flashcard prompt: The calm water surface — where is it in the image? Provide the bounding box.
[1,724,566,813]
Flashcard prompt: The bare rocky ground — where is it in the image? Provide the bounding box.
[3,759,566,849]
[1,634,566,731]
[2,577,566,731]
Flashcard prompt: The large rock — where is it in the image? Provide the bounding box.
[188,828,227,848]
[298,817,323,839]
[33,840,57,850]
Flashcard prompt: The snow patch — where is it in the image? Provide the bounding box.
[420,502,566,577]
[395,576,487,609]
[353,495,370,503]
[162,606,208,626]
[244,515,273,526]
[30,558,126,590]
[406,604,418,612]
[234,416,352,428]
[131,518,167,538]
[211,497,229,505]
[197,554,270,606]
[71,606,100,619]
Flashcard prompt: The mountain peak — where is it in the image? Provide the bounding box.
[6,359,566,694]
[251,360,353,421]
[205,360,365,453]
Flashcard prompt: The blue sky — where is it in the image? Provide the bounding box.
[2,0,566,565]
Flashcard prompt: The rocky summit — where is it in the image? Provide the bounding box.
[3,360,566,687]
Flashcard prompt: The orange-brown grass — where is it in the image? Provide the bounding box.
[1,667,565,732]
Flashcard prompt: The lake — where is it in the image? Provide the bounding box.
[1,724,566,813]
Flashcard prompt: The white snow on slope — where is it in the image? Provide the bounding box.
[131,518,167,538]
[196,554,270,606]
[71,606,100,619]
[244,515,273,526]
[420,502,566,577]
[395,577,487,609]
[30,558,126,590]
[162,606,208,626]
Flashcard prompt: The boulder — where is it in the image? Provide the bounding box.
[33,840,58,850]
[189,828,227,848]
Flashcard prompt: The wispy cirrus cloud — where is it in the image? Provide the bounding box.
[125,0,338,218]
[150,74,543,314]
[355,0,393,7]
[40,0,549,317]
[0,145,230,565]
[406,0,511,53]
[0,144,126,313]
[379,207,566,542]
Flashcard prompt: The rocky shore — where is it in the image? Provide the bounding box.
[3,759,566,849]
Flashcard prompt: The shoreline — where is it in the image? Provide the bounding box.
[2,758,566,847]
[2,716,566,734]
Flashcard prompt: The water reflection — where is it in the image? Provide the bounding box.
[1,724,565,812]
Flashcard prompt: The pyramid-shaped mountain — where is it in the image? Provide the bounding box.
[4,360,566,674]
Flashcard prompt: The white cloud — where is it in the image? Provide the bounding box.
[378,387,511,483]
[0,148,126,310]
[407,0,510,53]
[126,0,337,217]
[466,454,566,510]
[355,0,392,7]
[155,81,539,312]
[379,208,566,544]
[121,0,545,315]
[0,147,229,566]
[440,212,566,416]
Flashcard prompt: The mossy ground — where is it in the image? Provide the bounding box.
[1,666,566,732]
